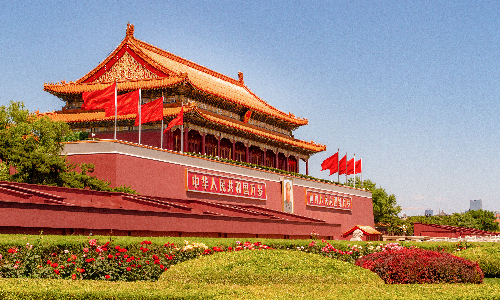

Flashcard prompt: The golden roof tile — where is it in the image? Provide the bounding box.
[41,104,324,153]
[43,25,308,126]
[44,76,185,94]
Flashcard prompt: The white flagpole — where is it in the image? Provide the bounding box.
[353,153,356,188]
[180,104,184,153]
[180,123,184,153]
[113,82,117,140]
[138,89,142,145]
[360,158,363,189]
[160,95,164,149]
[345,152,347,185]
[337,148,340,183]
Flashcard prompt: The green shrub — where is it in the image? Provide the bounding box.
[454,244,500,277]
[160,249,382,285]
[356,248,484,284]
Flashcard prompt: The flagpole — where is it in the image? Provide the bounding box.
[345,152,347,185]
[337,148,340,183]
[353,153,356,188]
[160,92,165,149]
[138,89,142,145]
[113,82,117,140]
[180,107,184,154]
[161,120,164,149]
[160,95,164,149]
[360,158,363,189]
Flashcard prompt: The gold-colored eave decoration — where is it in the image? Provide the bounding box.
[190,108,325,153]
[43,76,186,95]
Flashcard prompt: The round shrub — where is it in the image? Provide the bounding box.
[355,248,484,284]
[454,245,500,277]
[160,249,383,285]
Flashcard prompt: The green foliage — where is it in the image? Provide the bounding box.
[406,209,499,234]
[0,102,71,186]
[0,101,135,194]
[62,131,89,142]
[160,249,382,285]
[454,244,500,277]
[346,178,401,224]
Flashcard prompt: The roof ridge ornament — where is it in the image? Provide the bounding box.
[126,23,134,37]
[238,71,244,86]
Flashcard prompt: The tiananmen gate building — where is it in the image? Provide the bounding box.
[0,24,374,240]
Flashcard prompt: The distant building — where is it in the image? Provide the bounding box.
[425,209,433,217]
[436,210,448,217]
[470,199,482,211]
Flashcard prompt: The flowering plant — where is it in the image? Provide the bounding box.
[355,248,484,284]
[297,240,414,263]
[0,238,273,281]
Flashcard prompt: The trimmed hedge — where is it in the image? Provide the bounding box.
[160,249,382,285]
[454,244,500,277]
[355,248,484,284]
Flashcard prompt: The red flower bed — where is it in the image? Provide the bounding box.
[0,238,273,281]
[355,248,484,284]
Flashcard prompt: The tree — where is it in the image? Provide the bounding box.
[347,177,401,224]
[0,101,69,185]
[407,209,499,233]
[0,101,135,193]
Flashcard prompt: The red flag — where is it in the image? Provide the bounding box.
[346,158,355,175]
[135,97,163,126]
[81,82,116,110]
[338,155,347,175]
[321,153,337,171]
[321,152,339,175]
[243,110,252,123]
[105,90,139,117]
[164,106,184,133]
[355,159,362,173]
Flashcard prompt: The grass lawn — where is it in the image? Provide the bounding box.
[1,250,499,299]
[1,277,499,299]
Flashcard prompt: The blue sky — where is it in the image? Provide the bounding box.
[1,1,499,215]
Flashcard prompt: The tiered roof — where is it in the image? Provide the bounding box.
[43,24,326,154]
[44,23,307,126]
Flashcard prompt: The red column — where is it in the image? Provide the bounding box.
[183,128,188,152]
[296,157,299,174]
[246,145,250,163]
[217,137,221,157]
[285,155,289,172]
[262,149,266,167]
[275,152,279,169]
[232,141,236,161]
[168,130,173,151]
[306,159,309,175]
[201,133,206,155]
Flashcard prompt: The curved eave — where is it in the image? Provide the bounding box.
[41,104,324,154]
[43,77,186,95]
[42,105,193,124]
[191,107,325,153]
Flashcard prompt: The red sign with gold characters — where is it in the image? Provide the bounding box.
[186,170,266,200]
[305,189,352,210]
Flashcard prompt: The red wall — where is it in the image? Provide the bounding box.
[65,150,374,238]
